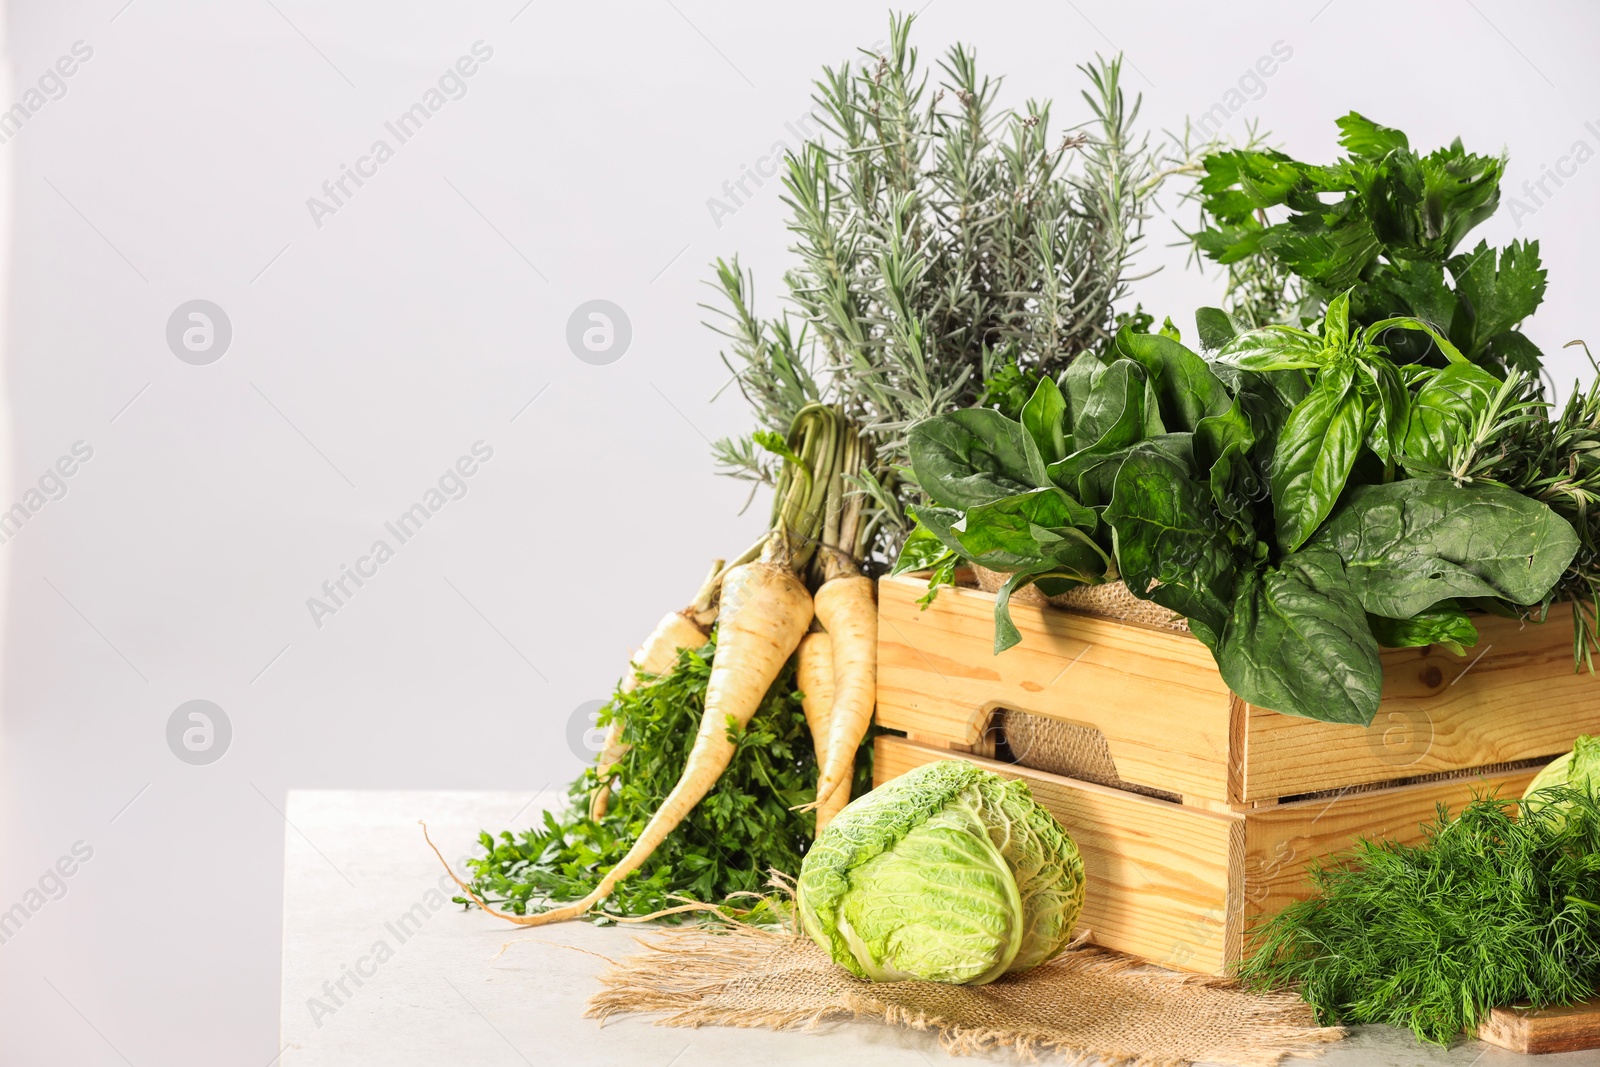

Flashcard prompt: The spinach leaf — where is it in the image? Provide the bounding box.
[1218,549,1383,725]
[904,505,966,558]
[1195,306,1241,352]
[1311,480,1581,617]
[1195,394,1256,472]
[1270,363,1370,552]
[1060,353,1102,429]
[1104,445,1238,644]
[890,521,957,577]
[991,560,1109,655]
[908,409,1038,508]
[1020,376,1070,465]
[959,488,1098,570]
[1115,327,1233,432]
[1074,359,1150,454]
[1368,605,1478,656]
[1399,362,1501,473]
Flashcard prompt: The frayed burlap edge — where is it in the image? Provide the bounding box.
[584,922,1343,1067]
[968,567,1190,634]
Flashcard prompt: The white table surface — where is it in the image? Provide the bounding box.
[279,791,1600,1067]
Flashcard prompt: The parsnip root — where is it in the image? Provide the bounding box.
[589,609,708,820]
[797,631,850,833]
[474,556,813,927]
[810,571,877,809]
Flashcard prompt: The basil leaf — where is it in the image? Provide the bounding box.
[1114,327,1233,432]
[1270,363,1369,553]
[1399,362,1501,473]
[1020,376,1070,465]
[1364,316,1468,364]
[1368,605,1478,656]
[1105,445,1238,642]
[1311,480,1580,616]
[1217,324,1325,371]
[1218,550,1382,725]
[1358,357,1409,463]
[1322,288,1352,350]
[908,409,1037,508]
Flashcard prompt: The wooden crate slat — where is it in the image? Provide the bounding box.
[877,575,1235,803]
[875,736,1240,974]
[1240,767,1539,923]
[880,574,1600,806]
[1239,604,1594,801]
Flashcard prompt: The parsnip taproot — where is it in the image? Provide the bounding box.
[809,567,876,809]
[797,631,849,833]
[455,555,813,927]
[589,610,708,820]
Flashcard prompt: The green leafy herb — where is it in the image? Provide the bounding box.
[458,634,876,920]
[1218,550,1382,726]
[1310,480,1579,617]
[709,13,1175,565]
[1367,605,1477,655]
[1240,789,1600,1045]
[1190,113,1545,374]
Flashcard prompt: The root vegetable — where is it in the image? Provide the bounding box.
[453,554,813,927]
[589,610,708,821]
[810,567,877,809]
[797,632,849,833]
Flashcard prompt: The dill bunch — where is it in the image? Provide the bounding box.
[457,633,875,922]
[1240,788,1600,1045]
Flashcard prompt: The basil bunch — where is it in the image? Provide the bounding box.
[899,298,1579,725]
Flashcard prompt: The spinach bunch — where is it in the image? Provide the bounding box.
[899,298,1579,725]
[1192,113,1546,374]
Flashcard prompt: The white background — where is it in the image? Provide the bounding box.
[0,1,1596,1063]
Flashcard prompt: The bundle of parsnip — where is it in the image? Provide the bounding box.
[437,405,880,925]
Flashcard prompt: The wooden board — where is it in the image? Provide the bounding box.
[1479,997,1600,1054]
[875,736,1242,974]
[877,574,1236,803]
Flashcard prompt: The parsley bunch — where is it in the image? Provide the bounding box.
[1192,112,1546,374]
[1241,788,1600,1044]
[458,632,875,921]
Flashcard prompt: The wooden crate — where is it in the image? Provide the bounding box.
[876,735,1538,975]
[877,573,1599,806]
[872,571,1600,975]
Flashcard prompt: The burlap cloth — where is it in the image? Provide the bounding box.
[969,567,1189,634]
[586,921,1343,1066]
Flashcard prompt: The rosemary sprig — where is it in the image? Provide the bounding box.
[708,12,1172,564]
